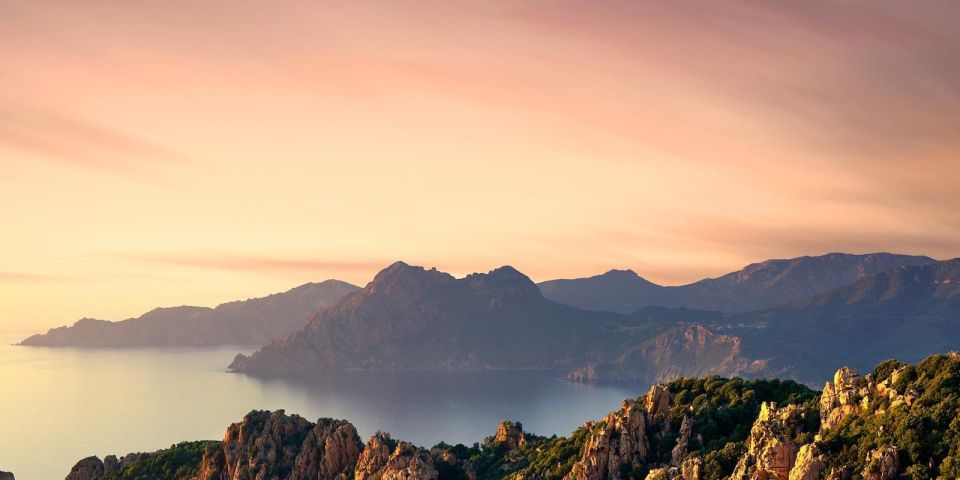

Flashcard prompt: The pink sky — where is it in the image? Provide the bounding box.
[2,0,959,331]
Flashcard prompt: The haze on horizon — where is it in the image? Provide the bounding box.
[2,0,959,332]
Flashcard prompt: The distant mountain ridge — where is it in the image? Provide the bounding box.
[725,258,960,381]
[20,280,360,347]
[538,252,936,313]
[234,256,960,385]
[19,253,960,386]
[229,262,750,380]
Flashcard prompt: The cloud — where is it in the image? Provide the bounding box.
[0,271,62,282]
[609,215,957,267]
[113,252,390,276]
[0,101,181,168]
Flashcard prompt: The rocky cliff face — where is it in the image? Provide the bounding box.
[568,324,769,383]
[787,444,824,480]
[65,452,154,480]
[724,362,921,480]
[645,384,671,422]
[731,403,806,480]
[196,410,362,480]
[670,416,692,467]
[567,382,684,480]
[819,366,917,431]
[355,433,437,480]
[68,411,440,480]
[567,399,649,480]
[861,446,900,480]
[490,421,527,451]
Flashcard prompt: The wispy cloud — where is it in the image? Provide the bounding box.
[113,252,389,276]
[0,271,62,282]
[0,101,181,168]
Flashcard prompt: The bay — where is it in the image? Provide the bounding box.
[0,331,642,479]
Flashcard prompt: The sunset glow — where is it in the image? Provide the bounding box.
[2,0,959,331]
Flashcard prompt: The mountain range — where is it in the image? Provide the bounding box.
[232,255,960,385]
[229,262,673,373]
[537,252,936,313]
[726,258,960,381]
[20,280,359,347]
[20,252,960,386]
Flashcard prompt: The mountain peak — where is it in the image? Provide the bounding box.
[367,261,455,297]
[602,269,639,277]
[466,266,541,304]
[486,265,528,279]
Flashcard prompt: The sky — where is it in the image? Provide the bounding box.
[2,0,959,332]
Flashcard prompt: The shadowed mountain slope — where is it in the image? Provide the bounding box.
[230,262,757,381]
[538,252,936,313]
[729,258,960,383]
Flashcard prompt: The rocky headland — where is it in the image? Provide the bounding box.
[22,280,359,347]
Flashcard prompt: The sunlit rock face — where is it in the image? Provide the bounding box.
[862,446,901,480]
[196,410,362,480]
[645,384,671,421]
[354,433,438,480]
[490,421,527,452]
[731,403,804,480]
[567,399,650,480]
[787,444,825,480]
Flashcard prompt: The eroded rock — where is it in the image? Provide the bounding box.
[731,403,804,480]
[788,444,825,480]
[355,433,437,480]
[645,384,671,421]
[567,399,649,480]
[862,446,900,480]
[670,416,693,467]
[65,457,104,480]
[197,410,361,480]
[490,421,527,451]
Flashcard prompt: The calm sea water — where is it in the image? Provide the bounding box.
[0,331,643,480]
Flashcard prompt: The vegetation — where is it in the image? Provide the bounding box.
[651,376,819,480]
[432,376,818,480]
[818,353,960,479]
[101,441,217,480]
